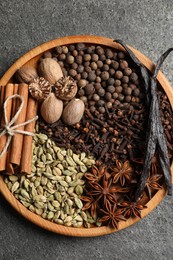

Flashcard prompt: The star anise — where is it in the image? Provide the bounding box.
[84,165,108,183]
[99,200,126,229]
[110,160,134,186]
[119,197,147,219]
[88,175,117,205]
[80,195,98,219]
[145,174,163,199]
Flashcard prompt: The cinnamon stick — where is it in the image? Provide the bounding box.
[6,84,19,174]
[9,83,29,167]
[0,85,5,121]
[0,84,14,172]
[21,97,38,174]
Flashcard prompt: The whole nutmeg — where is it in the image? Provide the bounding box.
[62,99,85,125]
[40,93,63,124]
[54,76,78,100]
[15,65,38,83]
[38,58,63,85]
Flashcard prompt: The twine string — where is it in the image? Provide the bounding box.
[0,94,38,159]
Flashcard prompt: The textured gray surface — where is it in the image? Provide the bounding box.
[0,0,173,259]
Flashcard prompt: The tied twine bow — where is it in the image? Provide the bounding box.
[0,94,38,159]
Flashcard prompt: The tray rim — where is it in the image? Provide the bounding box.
[0,35,173,237]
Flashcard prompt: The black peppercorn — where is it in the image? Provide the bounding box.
[97,60,103,68]
[125,96,131,102]
[100,54,106,61]
[75,74,81,80]
[84,84,95,95]
[96,69,101,76]
[115,70,123,79]
[123,87,132,96]
[119,60,128,70]
[85,66,92,73]
[111,61,119,70]
[86,47,93,54]
[72,50,78,57]
[66,55,74,64]
[115,79,121,86]
[130,72,138,82]
[84,54,91,62]
[93,93,100,101]
[71,62,78,70]
[81,71,88,79]
[113,92,118,99]
[77,65,84,73]
[101,81,107,88]
[78,89,85,96]
[58,53,66,61]
[98,107,105,113]
[115,86,123,93]
[90,62,98,70]
[75,55,83,64]
[91,54,99,62]
[76,43,85,51]
[101,71,109,80]
[97,88,105,97]
[109,68,115,76]
[69,45,75,52]
[102,64,109,71]
[121,75,129,83]
[133,88,140,97]
[97,100,105,106]
[107,85,115,93]
[80,96,88,103]
[96,47,104,55]
[90,106,96,113]
[78,79,87,88]
[69,69,77,77]
[105,49,114,59]
[62,46,68,54]
[105,59,112,65]
[95,82,102,90]
[107,78,115,85]
[96,76,101,83]
[107,102,112,109]
[55,46,62,54]
[118,93,125,101]
[88,72,96,82]
[124,67,132,76]
[105,92,112,101]
[117,51,125,59]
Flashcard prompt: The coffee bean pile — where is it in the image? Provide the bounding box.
[38,43,173,165]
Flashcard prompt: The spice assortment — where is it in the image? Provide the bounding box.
[0,39,173,232]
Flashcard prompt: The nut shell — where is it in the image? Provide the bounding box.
[41,93,63,124]
[62,99,85,125]
[29,77,52,101]
[38,58,63,85]
[15,66,38,83]
[55,76,78,100]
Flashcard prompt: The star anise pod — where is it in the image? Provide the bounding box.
[119,197,147,219]
[145,174,163,199]
[80,195,98,219]
[88,175,116,205]
[110,160,134,186]
[84,165,108,183]
[99,200,126,229]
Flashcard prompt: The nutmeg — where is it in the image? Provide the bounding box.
[55,76,78,100]
[15,65,38,83]
[40,93,63,124]
[62,99,85,125]
[38,58,63,85]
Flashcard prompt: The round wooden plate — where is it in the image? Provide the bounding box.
[0,35,173,237]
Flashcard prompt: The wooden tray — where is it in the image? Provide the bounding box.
[0,35,173,237]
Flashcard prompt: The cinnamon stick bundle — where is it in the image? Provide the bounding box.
[0,84,14,172]
[9,83,29,168]
[20,96,38,174]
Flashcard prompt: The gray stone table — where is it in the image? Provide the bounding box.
[0,1,173,259]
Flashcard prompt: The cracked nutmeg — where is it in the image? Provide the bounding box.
[29,77,52,101]
[54,76,78,100]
